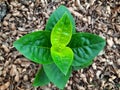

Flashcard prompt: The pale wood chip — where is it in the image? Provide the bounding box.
[0,82,10,90]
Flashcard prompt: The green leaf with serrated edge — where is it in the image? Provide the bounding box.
[50,13,73,75]
[43,63,72,89]
[51,13,72,47]
[33,67,50,86]
[13,31,53,64]
[51,47,73,75]
[45,5,76,33]
[68,32,106,67]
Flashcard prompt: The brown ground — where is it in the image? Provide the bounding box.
[0,0,120,90]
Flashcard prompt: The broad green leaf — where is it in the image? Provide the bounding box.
[43,63,72,89]
[51,13,72,47]
[51,47,73,75]
[13,31,53,64]
[68,32,106,67]
[33,67,50,86]
[45,5,76,33]
[72,60,92,71]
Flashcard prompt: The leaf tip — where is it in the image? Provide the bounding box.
[32,82,39,87]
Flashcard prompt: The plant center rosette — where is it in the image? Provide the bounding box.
[13,5,106,89]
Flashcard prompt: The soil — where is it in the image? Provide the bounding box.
[0,0,120,90]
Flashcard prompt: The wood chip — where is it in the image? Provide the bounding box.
[75,0,86,13]
[115,24,120,32]
[12,11,20,16]
[3,20,8,26]
[96,71,101,79]
[0,82,10,90]
[2,45,10,53]
[68,7,86,21]
[10,23,16,30]
[10,65,18,76]
[23,75,28,81]
[15,73,19,82]
[107,38,114,47]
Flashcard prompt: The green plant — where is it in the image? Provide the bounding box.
[13,5,106,89]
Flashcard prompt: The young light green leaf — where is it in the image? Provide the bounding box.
[43,63,72,89]
[50,13,73,75]
[68,32,106,67]
[51,13,72,47]
[13,31,53,64]
[45,5,76,33]
[33,67,50,86]
[51,47,73,75]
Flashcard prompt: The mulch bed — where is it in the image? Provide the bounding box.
[0,0,120,90]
